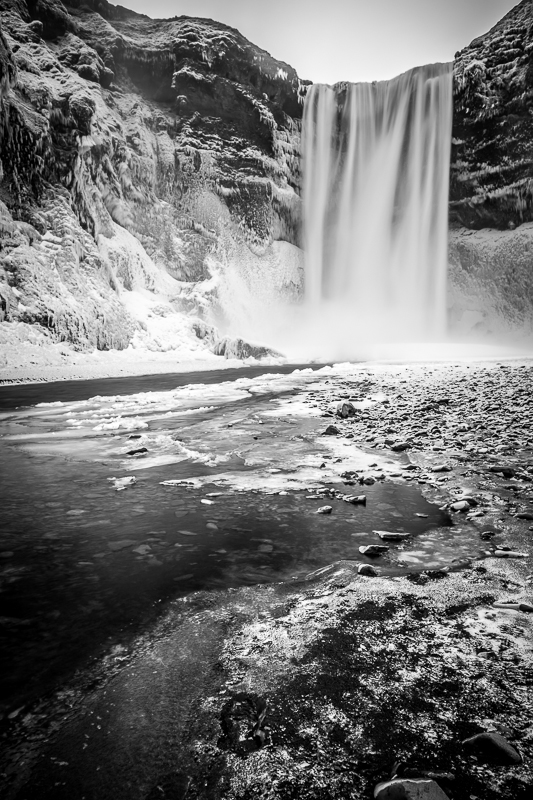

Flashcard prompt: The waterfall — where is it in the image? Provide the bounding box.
[302,64,453,343]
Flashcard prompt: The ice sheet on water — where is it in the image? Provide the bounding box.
[94,416,149,431]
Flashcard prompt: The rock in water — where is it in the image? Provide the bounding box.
[358,564,379,577]
[374,531,411,541]
[344,494,367,505]
[374,778,451,800]
[359,545,389,557]
[461,732,522,765]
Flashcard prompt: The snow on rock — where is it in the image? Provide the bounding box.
[0,0,308,372]
[448,223,533,340]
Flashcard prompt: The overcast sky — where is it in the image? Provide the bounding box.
[118,0,519,84]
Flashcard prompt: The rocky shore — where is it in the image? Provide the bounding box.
[1,359,532,800]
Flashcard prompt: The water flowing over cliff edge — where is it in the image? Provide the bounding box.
[0,0,533,376]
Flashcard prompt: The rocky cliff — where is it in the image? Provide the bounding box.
[0,0,305,367]
[449,0,533,339]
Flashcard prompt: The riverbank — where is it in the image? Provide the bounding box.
[1,360,532,800]
[0,341,282,386]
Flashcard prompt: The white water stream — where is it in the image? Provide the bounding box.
[302,64,453,344]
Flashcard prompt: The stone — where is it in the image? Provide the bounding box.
[374,530,411,541]
[126,447,148,456]
[493,602,533,613]
[493,550,528,558]
[322,425,340,436]
[336,400,356,418]
[344,495,367,505]
[516,511,533,520]
[450,500,470,512]
[391,442,411,452]
[358,564,378,577]
[461,732,522,766]
[359,545,389,557]
[431,464,452,473]
[374,778,451,800]
[488,465,516,478]
[316,506,333,515]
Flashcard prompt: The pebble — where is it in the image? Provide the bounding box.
[516,511,533,520]
[316,506,333,515]
[126,447,148,456]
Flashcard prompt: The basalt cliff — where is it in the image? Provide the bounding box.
[0,0,532,370]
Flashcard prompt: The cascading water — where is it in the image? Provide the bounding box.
[302,64,453,345]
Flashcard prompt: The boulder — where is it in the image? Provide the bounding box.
[374,778,450,800]
[358,564,379,577]
[461,732,522,765]
[336,400,356,418]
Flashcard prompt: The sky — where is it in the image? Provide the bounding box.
[117,0,519,84]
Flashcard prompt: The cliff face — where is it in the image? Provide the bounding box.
[449,0,533,339]
[0,0,305,362]
[451,0,533,231]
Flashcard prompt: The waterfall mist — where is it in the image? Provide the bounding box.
[299,64,453,357]
[214,63,529,361]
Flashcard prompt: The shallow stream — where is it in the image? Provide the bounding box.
[0,365,484,712]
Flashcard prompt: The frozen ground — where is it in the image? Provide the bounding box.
[1,359,532,800]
